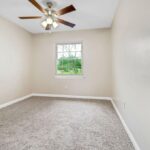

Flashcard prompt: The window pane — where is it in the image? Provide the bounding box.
[69,52,76,57]
[76,44,81,51]
[64,45,69,52]
[64,52,69,57]
[57,45,63,52]
[57,53,63,59]
[70,44,76,51]
[76,52,81,58]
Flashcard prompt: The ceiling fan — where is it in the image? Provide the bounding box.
[19,0,76,30]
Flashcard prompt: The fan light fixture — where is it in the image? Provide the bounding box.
[41,17,58,29]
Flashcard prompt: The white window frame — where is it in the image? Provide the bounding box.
[55,42,84,78]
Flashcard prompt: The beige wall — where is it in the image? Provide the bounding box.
[32,29,112,97]
[111,0,150,149]
[0,17,32,105]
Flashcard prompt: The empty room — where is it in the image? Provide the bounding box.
[0,0,149,150]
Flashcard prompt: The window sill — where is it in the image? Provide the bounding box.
[54,75,85,79]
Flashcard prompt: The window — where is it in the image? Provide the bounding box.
[56,43,83,75]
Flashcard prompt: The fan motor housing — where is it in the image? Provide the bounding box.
[47,2,53,8]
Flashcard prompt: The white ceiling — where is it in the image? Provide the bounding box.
[0,0,119,33]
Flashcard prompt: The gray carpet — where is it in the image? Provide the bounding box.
[0,97,134,150]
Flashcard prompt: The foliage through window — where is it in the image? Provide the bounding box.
[56,43,83,75]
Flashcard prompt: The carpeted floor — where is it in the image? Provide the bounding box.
[0,97,134,150]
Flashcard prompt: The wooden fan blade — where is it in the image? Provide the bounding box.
[56,5,76,16]
[28,0,46,13]
[19,16,42,19]
[56,18,75,28]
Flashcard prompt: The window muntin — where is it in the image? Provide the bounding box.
[56,43,83,75]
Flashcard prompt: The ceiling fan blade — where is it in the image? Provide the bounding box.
[56,5,76,16]
[28,0,46,13]
[19,16,42,19]
[56,18,75,28]
[45,24,51,30]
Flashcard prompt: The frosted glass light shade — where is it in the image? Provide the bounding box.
[41,20,47,28]
[53,22,58,28]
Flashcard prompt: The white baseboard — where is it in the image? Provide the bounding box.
[111,100,141,150]
[32,93,112,101]
[0,94,32,109]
